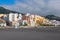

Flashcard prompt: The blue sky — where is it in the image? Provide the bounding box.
[0,0,60,16]
[0,0,15,5]
[0,0,27,5]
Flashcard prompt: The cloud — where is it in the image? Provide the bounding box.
[0,0,45,15]
[48,0,60,10]
[47,0,60,16]
[0,0,60,16]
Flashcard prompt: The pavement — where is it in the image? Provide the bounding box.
[0,31,60,40]
[0,26,60,32]
[0,26,60,40]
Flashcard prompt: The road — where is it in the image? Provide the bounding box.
[0,31,60,40]
[0,27,60,40]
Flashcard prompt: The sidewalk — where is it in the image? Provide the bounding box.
[0,26,59,29]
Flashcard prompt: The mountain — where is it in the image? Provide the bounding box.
[0,6,24,15]
[0,7,18,14]
[45,15,60,21]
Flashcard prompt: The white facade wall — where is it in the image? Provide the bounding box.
[30,15,35,26]
[26,13,30,16]
[9,13,14,22]
[50,20,60,26]
[14,13,18,21]
[9,13,19,22]
[19,14,22,20]
[22,20,27,25]
[15,21,19,28]
[30,20,35,26]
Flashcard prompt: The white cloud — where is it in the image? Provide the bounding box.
[48,0,60,10]
[0,0,44,13]
[0,0,60,16]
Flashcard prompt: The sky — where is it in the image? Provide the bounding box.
[0,0,14,5]
[0,0,60,16]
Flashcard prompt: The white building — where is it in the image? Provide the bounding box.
[50,20,60,26]
[26,13,30,16]
[30,15,35,26]
[14,13,18,21]
[15,21,19,28]
[9,13,14,22]
[9,13,19,22]
[19,14,22,20]
[30,20,35,26]
[22,20,27,25]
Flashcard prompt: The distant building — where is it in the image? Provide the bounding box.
[30,20,35,26]
[43,19,50,24]
[9,13,14,22]
[14,13,18,21]
[0,14,4,18]
[1,14,8,21]
[50,20,60,26]
[9,13,19,22]
[30,14,35,26]
[30,14,45,26]
[35,15,44,24]
[0,19,6,27]
[19,14,22,20]
[22,15,30,26]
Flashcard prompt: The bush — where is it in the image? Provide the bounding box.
[40,24,54,26]
[19,22,23,26]
[23,22,27,26]
[19,22,27,26]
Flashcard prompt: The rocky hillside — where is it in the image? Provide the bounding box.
[45,15,60,21]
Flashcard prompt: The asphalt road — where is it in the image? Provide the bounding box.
[0,31,60,40]
[0,27,60,40]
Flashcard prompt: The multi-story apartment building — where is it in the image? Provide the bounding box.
[9,13,14,22]
[22,15,30,26]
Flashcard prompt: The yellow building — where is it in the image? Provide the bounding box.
[43,18,50,24]
[35,16,43,24]
[30,14,50,26]
[0,14,6,18]
[30,15,45,26]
